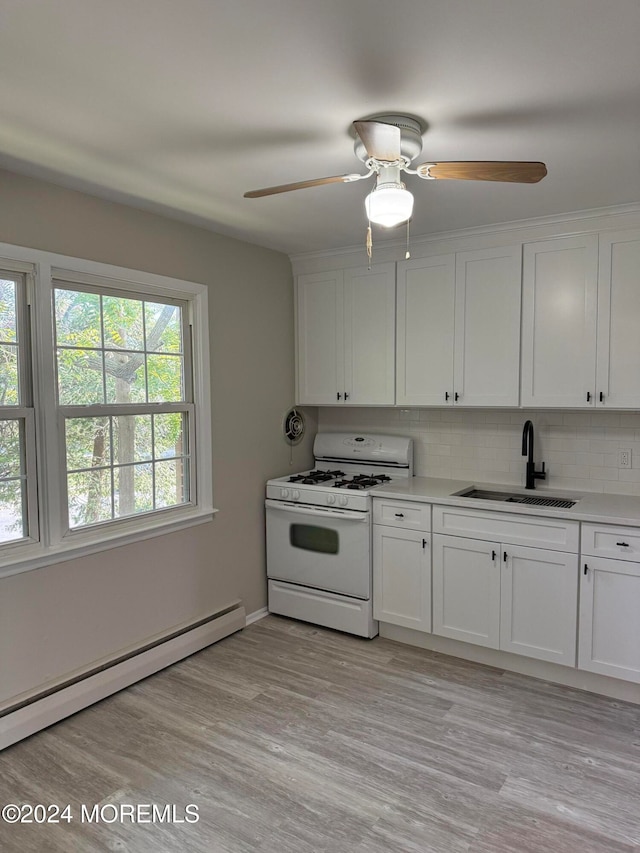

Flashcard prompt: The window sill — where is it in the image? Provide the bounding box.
[0,507,218,580]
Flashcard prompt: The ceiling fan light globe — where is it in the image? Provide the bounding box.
[365,185,414,227]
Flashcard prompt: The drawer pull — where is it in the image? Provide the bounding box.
[394,513,405,518]
[616,541,630,547]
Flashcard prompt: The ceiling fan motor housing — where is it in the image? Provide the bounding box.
[354,114,423,164]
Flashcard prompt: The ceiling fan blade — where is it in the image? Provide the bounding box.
[417,161,547,183]
[244,174,357,198]
[354,121,402,162]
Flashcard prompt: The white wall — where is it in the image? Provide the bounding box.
[0,168,316,707]
[319,407,640,495]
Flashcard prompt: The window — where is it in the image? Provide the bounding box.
[0,270,38,546]
[54,284,193,529]
[0,246,213,576]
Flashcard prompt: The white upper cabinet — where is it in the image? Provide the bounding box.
[453,246,522,406]
[521,235,599,407]
[596,229,640,408]
[296,222,640,410]
[296,264,395,405]
[296,270,344,404]
[343,265,396,405]
[396,247,521,407]
[396,254,456,406]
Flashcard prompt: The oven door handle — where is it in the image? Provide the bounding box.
[265,499,369,522]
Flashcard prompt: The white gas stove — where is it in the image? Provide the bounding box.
[265,432,413,637]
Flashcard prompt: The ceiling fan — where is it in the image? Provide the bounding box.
[244,114,547,230]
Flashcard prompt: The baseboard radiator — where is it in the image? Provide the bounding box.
[0,602,246,751]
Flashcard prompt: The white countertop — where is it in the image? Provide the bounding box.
[371,477,640,527]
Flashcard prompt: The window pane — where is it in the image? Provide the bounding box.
[114,463,153,517]
[104,352,146,403]
[153,412,185,459]
[103,295,144,350]
[146,354,183,402]
[65,418,111,471]
[0,420,23,478]
[0,279,17,344]
[55,289,102,348]
[0,479,25,542]
[57,348,104,405]
[0,344,19,406]
[155,458,187,508]
[112,415,152,465]
[0,419,26,541]
[145,302,182,353]
[67,469,113,527]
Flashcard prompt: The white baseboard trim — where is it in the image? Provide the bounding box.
[245,606,269,625]
[0,604,246,751]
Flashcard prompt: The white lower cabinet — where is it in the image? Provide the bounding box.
[432,534,500,648]
[373,499,431,632]
[500,544,578,665]
[579,556,640,684]
[373,526,431,632]
[432,532,578,665]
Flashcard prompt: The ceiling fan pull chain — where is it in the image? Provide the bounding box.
[405,219,411,259]
[366,222,373,269]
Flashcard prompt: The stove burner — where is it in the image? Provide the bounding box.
[333,473,393,489]
[288,469,344,485]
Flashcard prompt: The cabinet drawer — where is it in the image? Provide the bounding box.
[581,523,640,562]
[433,504,579,552]
[373,498,431,531]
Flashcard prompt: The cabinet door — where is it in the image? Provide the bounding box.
[454,246,522,406]
[596,229,640,408]
[296,270,344,404]
[432,534,500,648]
[500,544,578,666]
[396,254,456,406]
[579,556,640,683]
[521,236,598,407]
[373,526,431,631]
[343,264,395,405]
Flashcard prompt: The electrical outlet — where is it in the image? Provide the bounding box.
[619,448,632,469]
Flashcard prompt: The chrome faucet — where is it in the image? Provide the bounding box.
[522,420,546,490]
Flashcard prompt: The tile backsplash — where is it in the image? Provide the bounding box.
[318,408,640,495]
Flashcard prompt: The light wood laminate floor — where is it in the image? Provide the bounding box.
[1,615,639,852]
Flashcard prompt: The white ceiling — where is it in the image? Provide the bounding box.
[1,0,639,255]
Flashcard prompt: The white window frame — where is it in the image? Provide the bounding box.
[0,262,40,553]
[0,242,215,579]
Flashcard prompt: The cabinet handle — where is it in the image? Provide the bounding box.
[394,513,405,518]
[503,551,508,562]
[491,550,497,561]
[336,392,342,401]
[445,392,450,401]
[616,541,629,547]
[584,563,589,575]
[454,392,459,402]
[422,538,428,549]
[599,391,604,402]
[586,392,591,402]
[344,392,350,400]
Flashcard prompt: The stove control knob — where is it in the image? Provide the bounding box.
[326,494,336,505]
[338,495,349,507]
[281,488,290,499]
[292,490,301,501]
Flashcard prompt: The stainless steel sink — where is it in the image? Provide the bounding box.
[453,487,578,509]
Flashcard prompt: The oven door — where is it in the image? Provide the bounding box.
[265,499,371,599]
